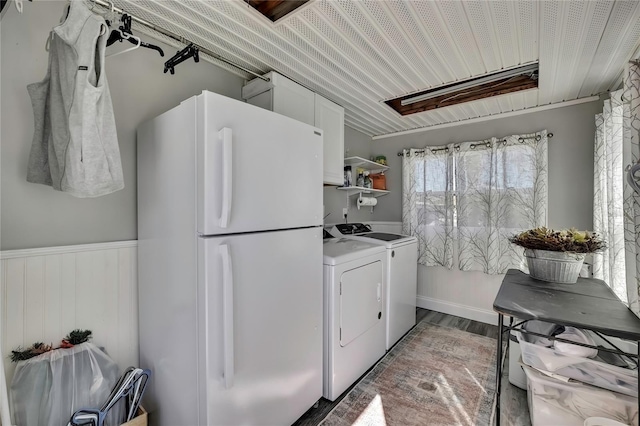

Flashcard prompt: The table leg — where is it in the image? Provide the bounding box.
[496,313,503,426]
[506,316,514,354]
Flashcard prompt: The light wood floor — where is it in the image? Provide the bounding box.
[293,308,530,426]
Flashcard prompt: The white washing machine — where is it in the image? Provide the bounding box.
[331,223,418,350]
[322,237,387,401]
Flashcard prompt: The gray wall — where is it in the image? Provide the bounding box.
[1,1,244,250]
[372,100,603,231]
[323,126,375,226]
[1,1,601,250]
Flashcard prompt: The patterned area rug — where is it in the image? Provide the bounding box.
[320,322,498,426]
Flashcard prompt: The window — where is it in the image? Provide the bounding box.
[402,132,548,274]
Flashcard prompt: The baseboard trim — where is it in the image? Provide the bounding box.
[0,240,138,259]
[417,295,498,325]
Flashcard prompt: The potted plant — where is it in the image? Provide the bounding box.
[509,227,605,283]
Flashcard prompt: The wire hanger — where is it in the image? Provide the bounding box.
[163,43,199,75]
[106,13,164,57]
[106,30,141,57]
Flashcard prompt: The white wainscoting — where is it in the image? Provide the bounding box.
[1,241,139,389]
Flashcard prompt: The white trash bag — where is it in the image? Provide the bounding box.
[9,342,124,426]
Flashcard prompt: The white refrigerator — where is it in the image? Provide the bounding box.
[137,91,324,425]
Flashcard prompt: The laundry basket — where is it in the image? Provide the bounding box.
[524,365,638,426]
[517,331,638,396]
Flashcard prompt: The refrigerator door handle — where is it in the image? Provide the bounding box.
[220,243,235,389]
[219,127,233,228]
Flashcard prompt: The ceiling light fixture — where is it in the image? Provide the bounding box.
[400,62,539,107]
[246,0,310,22]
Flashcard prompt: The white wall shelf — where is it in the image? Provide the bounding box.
[344,156,389,172]
[337,186,389,197]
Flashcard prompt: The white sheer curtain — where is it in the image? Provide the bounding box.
[402,148,454,268]
[593,90,626,301]
[623,62,640,315]
[455,132,548,274]
[402,131,548,274]
[594,62,640,314]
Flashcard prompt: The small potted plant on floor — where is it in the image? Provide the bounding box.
[509,227,605,284]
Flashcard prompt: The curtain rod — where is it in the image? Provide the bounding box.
[87,0,268,81]
[396,132,553,156]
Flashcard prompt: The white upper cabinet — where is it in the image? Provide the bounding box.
[242,72,345,186]
[314,94,344,186]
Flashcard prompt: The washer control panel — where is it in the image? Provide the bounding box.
[333,223,372,235]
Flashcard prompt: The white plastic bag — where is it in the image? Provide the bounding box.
[554,327,598,358]
[9,342,123,426]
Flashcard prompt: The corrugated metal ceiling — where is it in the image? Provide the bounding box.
[109,0,640,137]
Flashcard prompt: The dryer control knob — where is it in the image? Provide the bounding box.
[392,250,395,257]
[378,312,382,319]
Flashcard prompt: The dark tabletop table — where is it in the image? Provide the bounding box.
[492,269,640,426]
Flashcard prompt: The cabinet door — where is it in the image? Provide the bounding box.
[272,77,315,126]
[315,95,345,185]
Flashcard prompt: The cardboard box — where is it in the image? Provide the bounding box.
[121,407,148,426]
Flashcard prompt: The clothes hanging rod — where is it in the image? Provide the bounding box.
[397,132,553,156]
[88,0,269,81]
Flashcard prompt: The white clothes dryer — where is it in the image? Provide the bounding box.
[322,237,386,401]
[331,223,418,350]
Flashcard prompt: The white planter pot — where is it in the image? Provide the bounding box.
[524,249,586,284]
